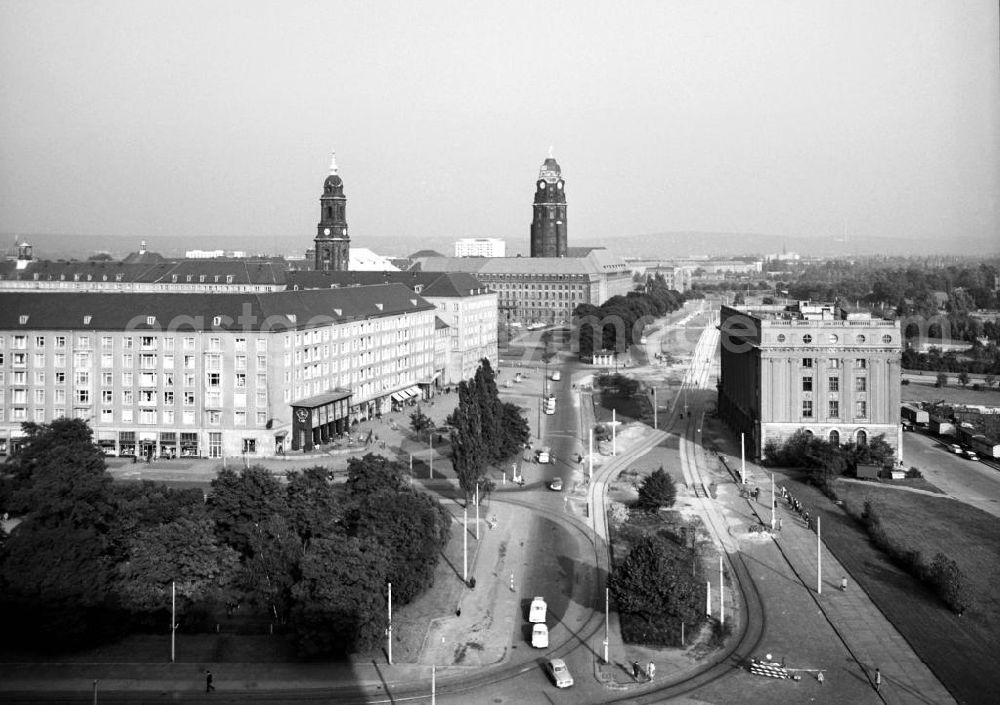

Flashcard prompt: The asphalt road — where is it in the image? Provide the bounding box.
[902,429,1000,518]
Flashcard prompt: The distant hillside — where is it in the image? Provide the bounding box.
[4,230,996,261]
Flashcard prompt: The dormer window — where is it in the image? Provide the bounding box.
[83,315,92,325]
[375,303,383,311]
[333,308,342,316]
[19,315,28,325]
[146,316,155,326]
[186,275,193,282]
[287,314,297,323]
[414,285,423,294]
[115,273,123,282]
[73,274,80,281]
[226,275,234,284]
[212,316,222,326]
[172,275,178,283]
[199,275,206,283]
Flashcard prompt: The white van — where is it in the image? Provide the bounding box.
[531,623,549,648]
[529,596,547,623]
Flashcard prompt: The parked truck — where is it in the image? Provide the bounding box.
[901,404,929,427]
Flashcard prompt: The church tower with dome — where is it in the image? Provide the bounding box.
[529,151,567,258]
[314,152,350,271]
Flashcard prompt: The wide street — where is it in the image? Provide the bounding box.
[2,299,988,703]
[901,429,1000,519]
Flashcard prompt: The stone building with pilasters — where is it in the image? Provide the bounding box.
[718,301,902,461]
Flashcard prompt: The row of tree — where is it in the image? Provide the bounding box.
[0,419,450,655]
[574,274,686,359]
[902,346,1000,376]
[446,359,530,498]
[763,429,895,485]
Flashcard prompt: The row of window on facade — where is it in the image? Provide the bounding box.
[3,334,266,353]
[2,369,266,393]
[801,358,869,368]
[777,333,894,345]
[802,376,867,392]
[801,400,867,419]
[2,406,268,426]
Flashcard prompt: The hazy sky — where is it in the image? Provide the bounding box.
[1,0,997,253]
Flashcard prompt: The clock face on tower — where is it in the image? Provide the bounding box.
[538,181,546,191]
[323,228,331,235]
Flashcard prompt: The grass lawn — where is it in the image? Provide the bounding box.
[901,377,1000,407]
[784,473,1000,704]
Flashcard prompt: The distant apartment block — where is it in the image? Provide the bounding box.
[455,238,506,258]
[412,249,634,326]
[718,301,902,461]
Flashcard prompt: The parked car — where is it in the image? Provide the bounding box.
[531,623,549,648]
[963,448,979,461]
[948,443,963,454]
[547,658,574,688]
[529,596,547,623]
[537,447,551,464]
[549,477,563,491]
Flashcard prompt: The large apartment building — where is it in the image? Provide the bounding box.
[286,270,497,385]
[718,301,902,461]
[0,285,436,457]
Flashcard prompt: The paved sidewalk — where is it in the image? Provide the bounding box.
[719,453,956,705]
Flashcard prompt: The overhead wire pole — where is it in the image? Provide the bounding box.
[588,428,593,483]
[387,582,393,664]
[719,555,724,625]
[463,505,468,583]
[612,409,617,456]
[770,472,776,532]
[603,587,609,663]
[170,580,176,663]
[817,516,822,594]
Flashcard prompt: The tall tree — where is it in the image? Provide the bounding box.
[473,359,503,462]
[609,535,704,638]
[115,515,239,617]
[409,405,435,442]
[290,537,391,657]
[208,466,288,557]
[450,381,487,498]
[285,466,341,543]
[345,454,408,498]
[637,468,677,511]
[345,489,451,604]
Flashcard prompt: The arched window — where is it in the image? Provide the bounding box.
[804,429,814,439]
[856,430,868,446]
[829,430,840,445]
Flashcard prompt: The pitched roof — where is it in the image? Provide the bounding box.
[0,258,292,285]
[286,270,492,297]
[0,285,434,332]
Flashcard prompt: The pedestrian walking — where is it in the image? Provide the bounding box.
[205,670,215,693]
[647,662,655,681]
[632,660,640,680]
[840,577,848,591]
[817,670,824,684]
[875,667,881,692]
[777,518,782,531]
